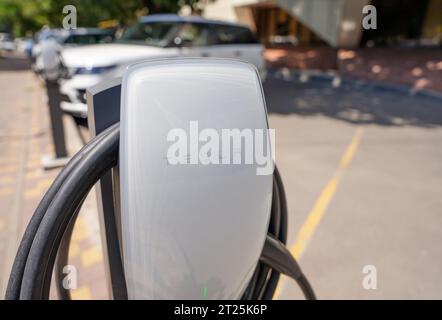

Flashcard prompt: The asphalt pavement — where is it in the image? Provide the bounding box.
[265,71,442,299]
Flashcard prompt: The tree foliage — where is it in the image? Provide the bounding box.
[0,0,205,36]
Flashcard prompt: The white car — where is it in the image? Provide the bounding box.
[31,28,114,74]
[0,33,16,52]
[60,14,267,118]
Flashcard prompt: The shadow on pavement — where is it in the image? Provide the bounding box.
[2,53,441,128]
[263,75,442,128]
[0,54,31,72]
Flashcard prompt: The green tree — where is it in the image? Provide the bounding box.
[0,0,206,37]
[0,0,50,35]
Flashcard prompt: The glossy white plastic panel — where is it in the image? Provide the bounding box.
[120,58,273,299]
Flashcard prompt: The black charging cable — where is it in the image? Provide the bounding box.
[5,126,113,300]
[242,166,287,300]
[260,235,316,300]
[20,123,119,299]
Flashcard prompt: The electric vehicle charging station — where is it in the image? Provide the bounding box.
[6,58,315,300]
[120,59,273,299]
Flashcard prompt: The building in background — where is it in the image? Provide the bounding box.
[201,0,442,48]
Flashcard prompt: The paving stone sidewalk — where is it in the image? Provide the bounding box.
[0,55,107,299]
[265,46,442,93]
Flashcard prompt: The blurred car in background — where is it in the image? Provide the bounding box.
[59,14,266,119]
[15,37,34,58]
[0,32,16,53]
[31,27,114,73]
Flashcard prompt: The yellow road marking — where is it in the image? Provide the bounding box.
[0,165,17,174]
[290,173,341,259]
[274,128,363,299]
[24,178,53,198]
[0,188,14,197]
[69,242,80,259]
[71,286,92,300]
[0,176,15,184]
[81,245,103,268]
[340,129,363,168]
[71,217,89,242]
[25,170,42,179]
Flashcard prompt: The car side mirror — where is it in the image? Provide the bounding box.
[120,58,274,299]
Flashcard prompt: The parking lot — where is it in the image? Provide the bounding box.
[266,72,442,299]
[1,54,442,299]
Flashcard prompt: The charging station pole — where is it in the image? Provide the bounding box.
[38,38,70,169]
[46,80,68,156]
[41,80,70,169]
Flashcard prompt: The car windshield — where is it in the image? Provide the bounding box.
[119,21,180,47]
[118,20,259,47]
[63,34,113,45]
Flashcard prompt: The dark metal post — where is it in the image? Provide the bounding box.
[45,80,67,158]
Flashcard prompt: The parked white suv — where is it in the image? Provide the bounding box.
[32,28,114,74]
[59,14,266,118]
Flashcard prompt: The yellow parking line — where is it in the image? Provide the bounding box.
[274,128,363,299]
[69,242,80,259]
[340,129,363,168]
[71,286,92,300]
[0,188,14,197]
[290,173,341,260]
[81,245,103,268]
[0,176,15,184]
[71,217,89,242]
